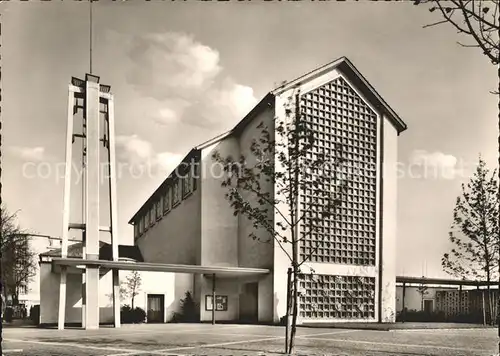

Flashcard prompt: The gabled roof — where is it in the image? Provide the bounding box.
[128,57,407,225]
[272,56,407,133]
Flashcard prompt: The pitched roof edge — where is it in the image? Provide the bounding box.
[127,148,199,224]
[271,56,407,134]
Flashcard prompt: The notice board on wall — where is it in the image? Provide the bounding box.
[205,295,228,311]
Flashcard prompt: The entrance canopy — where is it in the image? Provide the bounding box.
[51,257,271,278]
[396,276,498,287]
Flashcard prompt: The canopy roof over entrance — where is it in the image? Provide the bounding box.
[51,257,271,278]
[396,275,498,287]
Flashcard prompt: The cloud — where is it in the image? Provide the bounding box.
[409,150,461,179]
[149,98,192,126]
[118,30,257,129]
[115,135,182,176]
[126,32,221,100]
[9,146,46,161]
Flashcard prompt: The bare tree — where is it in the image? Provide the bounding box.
[414,0,499,65]
[416,280,429,312]
[442,157,499,323]
[415,0,500,333]
[124,271,142,310]
[0,206,37,307]
[213,90,353,354]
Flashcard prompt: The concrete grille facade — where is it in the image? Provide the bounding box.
[299,76,377,267]
[299,274,376,319]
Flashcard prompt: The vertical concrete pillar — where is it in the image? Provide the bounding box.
[107,97,121,328]
[401,282,406,323]
[459,284,463,315]
[212,274,216,325]
[81,231,86,329]
[379,115,397,323]
[57,267,67,330]
[85,76,100,330]
[58,87,75,330]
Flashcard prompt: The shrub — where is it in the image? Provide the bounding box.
[4,307,13,322]
[30,305,40,325]
[121,305,146,324]
[170,291,199,323]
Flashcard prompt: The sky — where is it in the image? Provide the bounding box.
[1,1,497,279]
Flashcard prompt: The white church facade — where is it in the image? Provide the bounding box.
[39,56,407,327]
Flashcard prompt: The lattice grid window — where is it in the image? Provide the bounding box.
[299,76,377,266]
[299,274,376,319]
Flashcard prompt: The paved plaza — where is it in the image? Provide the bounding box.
[2,323,498,355]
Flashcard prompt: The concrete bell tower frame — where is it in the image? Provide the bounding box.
[57,74,120,330]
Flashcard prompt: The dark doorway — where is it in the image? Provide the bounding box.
[239,282,258,323]
[423,299,434,313]
[147,294,165,323]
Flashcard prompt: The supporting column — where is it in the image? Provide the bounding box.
[58,87,75,331]
[85,75,101,330]
[57,267,67,330]
[401,282,406,323]
[81,231,86,329]
[107,96,120,328]
[459,284,463,315]
[112,269,120,327]
[212,274,216,325]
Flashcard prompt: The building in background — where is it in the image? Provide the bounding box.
[7,236,62,318]
[128,56,407,324]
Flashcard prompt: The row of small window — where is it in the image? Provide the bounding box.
[305,151,377,165]
[302,92,374,111]
[301,291,375,300]
[134,169,197,238]
[301,231,376,240]
[302,211,376,221]
[301,229,375,240]
[303,109,376,127]
[302,207,377,218]
[299,311,375,319]
[300,247,375,258]
[307,128,377,146]
[300,186,377,197]
[303,98,375,114]
[303,92,375,116]
[302,195,376,206]
[302,189,376,200]
[303,86,371,107]
[302,85,368,100]
[302,185,376,196]
[301,235,375,245]
[306,145,376,157]
[306,124,377,141]
[305,116,376,132]
[301,215,377,226]
[301,255,376,265]
[300,188,376,200]
[300,239,376,249]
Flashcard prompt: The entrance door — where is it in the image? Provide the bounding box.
[239,282,258,323]
[147,294,165,323]
[423,299,434,313]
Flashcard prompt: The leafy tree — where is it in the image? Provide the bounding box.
[442,157,498,323]
[213,89,348,354]
[0,206,37,307]
[123,271,142,310]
